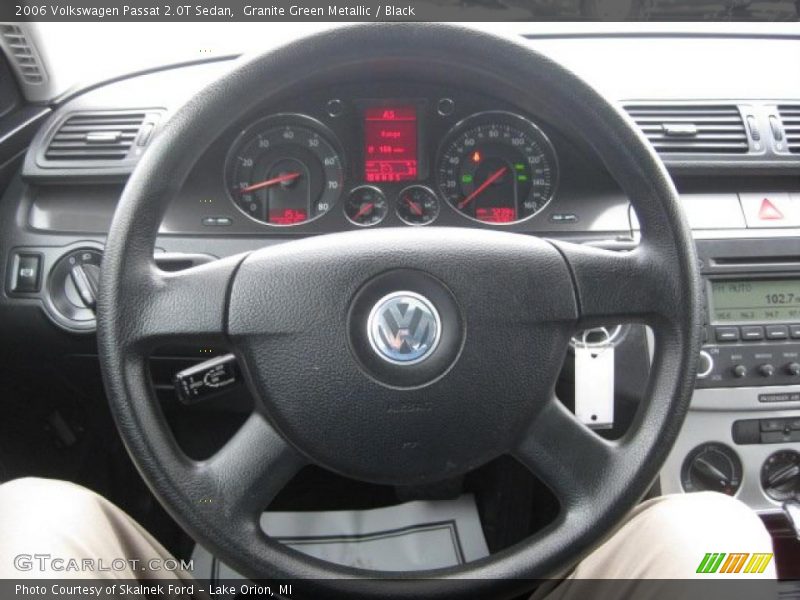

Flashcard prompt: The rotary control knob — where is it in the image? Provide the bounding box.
[758,364,775,378]
[762,450,800,502]
[786,362,800,377]
[69,263,99,310]
[696,350,713,379]
[732,364,748,378]
[681,442,743,496]
[45,247,103,331]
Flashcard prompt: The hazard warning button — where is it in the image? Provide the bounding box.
[739,193,799,228]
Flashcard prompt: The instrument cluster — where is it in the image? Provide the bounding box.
[220,84,560,230]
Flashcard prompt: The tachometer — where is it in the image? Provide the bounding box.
[226,114,344,226]
[436,111,558,225]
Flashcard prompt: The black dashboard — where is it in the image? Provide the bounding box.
[3,71,635,335]
[21,81,629,242]
[177,82,622,235]
[4,36,800,335]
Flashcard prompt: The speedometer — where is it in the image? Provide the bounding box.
[436,111,558,225]
[226,114,344,226]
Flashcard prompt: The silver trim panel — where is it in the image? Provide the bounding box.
[660,385,800,512]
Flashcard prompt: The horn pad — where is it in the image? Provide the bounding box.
[226,228,577,484]
[349,269,464,388]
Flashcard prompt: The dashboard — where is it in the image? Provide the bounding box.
[16,73,631,240]
[220,93,559,228]
[3,31,800,524]
[167,82,618,237]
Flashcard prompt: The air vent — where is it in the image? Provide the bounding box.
[624,104,748,154]
[44,112,148,162]
[0,24,46,84]
[778,105,800,154]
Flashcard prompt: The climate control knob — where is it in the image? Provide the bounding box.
[682,443,743,496]
[762,450,800,502]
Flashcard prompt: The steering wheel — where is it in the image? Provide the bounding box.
[98,23,700,599]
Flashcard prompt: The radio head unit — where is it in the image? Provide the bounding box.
[710,279,800,324]
[699,276,800,389]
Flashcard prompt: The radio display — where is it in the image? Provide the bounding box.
[363,105,418,183]
[710,279,800,323]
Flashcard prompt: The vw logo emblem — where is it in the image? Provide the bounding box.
[367,291,441,365]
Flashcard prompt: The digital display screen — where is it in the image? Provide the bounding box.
[476,206,517,223]
[266,184,309,225]
[710,279,800,323]
[364,106,418,183]
[269,208,307,225]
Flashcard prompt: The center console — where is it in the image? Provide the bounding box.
[661,235,800,516]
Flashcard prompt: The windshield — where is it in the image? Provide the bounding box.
[28,21,800,101]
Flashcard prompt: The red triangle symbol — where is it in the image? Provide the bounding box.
[758,198,784,220]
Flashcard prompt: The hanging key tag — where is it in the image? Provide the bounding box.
[574,343,615,429]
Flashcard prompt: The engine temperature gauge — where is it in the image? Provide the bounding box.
[344,186,388,226]
[396,185,440,226]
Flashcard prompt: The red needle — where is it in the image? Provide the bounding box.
[458,166,508,209]
[237,172,300,194]
[405,197,423,216]
[354,202,374,220]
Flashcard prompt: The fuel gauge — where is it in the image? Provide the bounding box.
[397,186,440,226]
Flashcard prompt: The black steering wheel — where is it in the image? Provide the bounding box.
[97,23,700,599]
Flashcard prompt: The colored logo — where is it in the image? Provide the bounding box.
[367,291,441,365]
[696,552,773,574]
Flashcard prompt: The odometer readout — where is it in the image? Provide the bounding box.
[710,279,800,323]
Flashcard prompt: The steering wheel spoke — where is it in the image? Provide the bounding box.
[202,412,307,521]
[513,397,617,510]
[550,240,682,329]
[115,254,246,351]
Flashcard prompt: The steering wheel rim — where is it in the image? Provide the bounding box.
[97,23,701,599]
